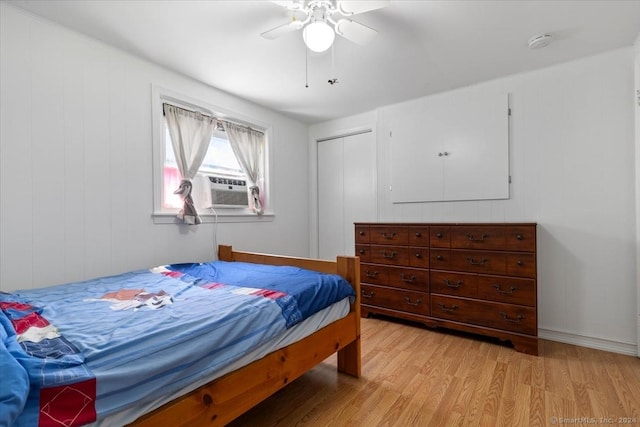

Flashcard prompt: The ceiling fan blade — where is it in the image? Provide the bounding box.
[261,20,304,40]
[335,19,378,45]
[270,0,304,10]
[337,0,390,16]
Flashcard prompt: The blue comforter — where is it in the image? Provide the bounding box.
[0,260,354,427]
[168,261,354,327]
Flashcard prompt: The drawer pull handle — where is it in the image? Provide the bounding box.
[493,284,517,294]
[467,233,487,241]
[382,251,397,259]
[466,257,488,266]
[517,260,524,266]
[516,234,523,240]
[401,274,416,283]
[500,312,524,323]
[438,303,458,313]
[365,270,379,278]
[436,255,443,261]
[445,279,463,289]
[382,232,397,239]
[415,253,422,258]
[405,297,422,306]
[436,233,443,238]
[358,249,365,255]
[361,290,375,298]
[359,231,365,236]
[415,232,422,238]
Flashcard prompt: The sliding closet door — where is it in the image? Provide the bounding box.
[318,131,376,260]
[318,137,345,260]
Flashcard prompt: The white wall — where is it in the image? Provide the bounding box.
[0,3,310,292]
[312,48,638,355]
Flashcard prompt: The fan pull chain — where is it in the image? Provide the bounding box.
[305,46,309,88]
[328,43,338,85]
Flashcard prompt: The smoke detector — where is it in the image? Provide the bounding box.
[528,33,553,49]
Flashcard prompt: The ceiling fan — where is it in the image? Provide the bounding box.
[261,0,390,52]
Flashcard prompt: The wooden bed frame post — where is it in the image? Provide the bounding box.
[217,244,233,262]
[336,255,361,378]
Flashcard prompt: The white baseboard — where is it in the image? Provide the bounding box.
[539,328,638,357]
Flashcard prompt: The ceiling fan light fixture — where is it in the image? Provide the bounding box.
[303,21,335,52]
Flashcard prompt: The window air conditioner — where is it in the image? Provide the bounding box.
[208,175,249,208]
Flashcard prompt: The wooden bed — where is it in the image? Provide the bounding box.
[130,245,361,426]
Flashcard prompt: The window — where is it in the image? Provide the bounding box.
[152,86,272,223]
[163,124,245,210]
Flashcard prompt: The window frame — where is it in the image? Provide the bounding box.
[151,85,274,223]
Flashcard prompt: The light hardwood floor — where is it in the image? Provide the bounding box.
[229,317,640,427]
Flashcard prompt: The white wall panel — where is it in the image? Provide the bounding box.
[30,17,67,287]
[1,7,34,290]
[0,3,310,291]
[106,52,128,275]
[61,30,89,284]
[82,43,113,281]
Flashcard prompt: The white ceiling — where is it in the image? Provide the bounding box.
[7,0,640,124]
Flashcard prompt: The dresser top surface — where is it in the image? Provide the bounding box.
[354,222,537,226]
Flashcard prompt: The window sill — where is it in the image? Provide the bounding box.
[152,210,274,224]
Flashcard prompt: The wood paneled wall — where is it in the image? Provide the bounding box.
[0,3,310,292]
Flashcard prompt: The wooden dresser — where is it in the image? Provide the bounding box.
[355,223,538,355]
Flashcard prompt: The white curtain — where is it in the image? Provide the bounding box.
[163,104,217,224]
[222,121,265,214]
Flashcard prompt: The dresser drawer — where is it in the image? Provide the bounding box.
[506,253,536,278]
[430,226,451,248]
[362,284,429,316]
[477,275,536,306]
[430,271,477,298]
[370,226,409,245]
[409,226,430,247]
[355,245,371,263]
[451,226,506,250]
[355,225,370,244]
[431,295,536,335]
[505,225,536,252]
[388,266,429,291]
[430,249,451,270]
[360,263,388,286]
[409,247,429,268]
[369,245,410,265]
[450,250,506,275]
